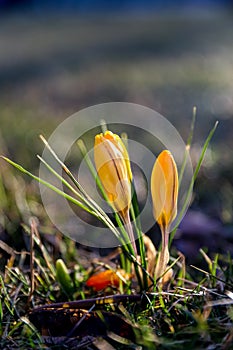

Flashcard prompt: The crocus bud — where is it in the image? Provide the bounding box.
[151,150,178,232]
[94,131,132,216]
[55,259,74,296]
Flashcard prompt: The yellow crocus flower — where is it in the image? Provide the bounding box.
[94,131,132,216]
[151,150,178,232]
[94,131,137,255]
[151,150,178,282]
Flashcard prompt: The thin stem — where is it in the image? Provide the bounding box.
[121,132,148,289]
[155,226,169,281]
[130,184,148,289]
[122,210,137,256]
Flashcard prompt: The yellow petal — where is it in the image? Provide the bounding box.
[151,150,178,231]
[94,131,132,214]
[103,131,133,181]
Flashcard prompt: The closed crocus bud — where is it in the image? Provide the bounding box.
[151,150,178,232]
[94,130,137,255]
[55,259,74,296]
[94,131,132,216]
[151,150,178,283]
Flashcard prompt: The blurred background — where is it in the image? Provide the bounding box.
[0,0,233,263]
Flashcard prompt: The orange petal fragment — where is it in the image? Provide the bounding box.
[86,269,131,291]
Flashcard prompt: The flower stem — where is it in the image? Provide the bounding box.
[155,225,169,282]
[122,210,137,257]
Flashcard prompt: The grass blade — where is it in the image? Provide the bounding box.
[1,156,98,217]
[170,120,219,245]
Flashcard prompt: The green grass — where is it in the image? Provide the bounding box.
[1,228,233,349]
[1,119,233,349]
